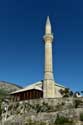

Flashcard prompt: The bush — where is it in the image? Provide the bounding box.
[80,113,83,121]
[0,100,2,120]
[41,102,51,112]
[54,115,73,124]
[35,104,42,113]
[34,102,53,113]
[59,88,73,97]
[74,99,82,108]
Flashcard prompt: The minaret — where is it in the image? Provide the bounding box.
[43,16,55,98]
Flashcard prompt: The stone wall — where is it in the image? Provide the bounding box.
[20,97,83,107]
[1,97,83,125]
[1,109,83,125]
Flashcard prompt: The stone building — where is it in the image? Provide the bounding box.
[10,16,65,101]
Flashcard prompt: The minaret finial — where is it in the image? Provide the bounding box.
[45,16,52,34]
[46,16,51,25]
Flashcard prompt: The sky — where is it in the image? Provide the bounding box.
[0,0,83,92]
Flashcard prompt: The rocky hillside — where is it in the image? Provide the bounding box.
[0,81,22,93]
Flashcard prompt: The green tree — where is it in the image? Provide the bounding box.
[59,88,73,97]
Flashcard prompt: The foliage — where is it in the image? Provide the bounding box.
[80,113,83,121]
[29,102,53,113]
[0,99,2,120]
[59,88,73,97]
[63,94,69,97]
[41,102,52,112]
[54,114,73,125]
[0,88,8,97]
[34,104,42,113]
[0,89,6,120]
[74,99,82,108]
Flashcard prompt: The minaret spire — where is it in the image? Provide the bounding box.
[45,16,52,34]
[43,16,55,98]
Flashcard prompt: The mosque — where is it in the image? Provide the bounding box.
[10,17,65,101]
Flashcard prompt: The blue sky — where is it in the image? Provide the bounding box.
[0,0,83,92]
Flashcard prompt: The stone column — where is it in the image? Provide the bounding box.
[44,34,54,80]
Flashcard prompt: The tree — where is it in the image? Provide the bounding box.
[59,88,73,97]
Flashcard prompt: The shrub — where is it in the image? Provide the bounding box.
[0,100,2,120]
[34,102,53,113]
[61,102,65,106]
[63,94,69,97]
[59,88,73,97]
[80,113,83,121]
[35,104,42,113]
[54,114,73,124]
[41,102,51,112]
[74,99,82,108]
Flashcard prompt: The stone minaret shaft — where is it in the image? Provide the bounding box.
[43,16,55,98]
[44,16,54,80]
